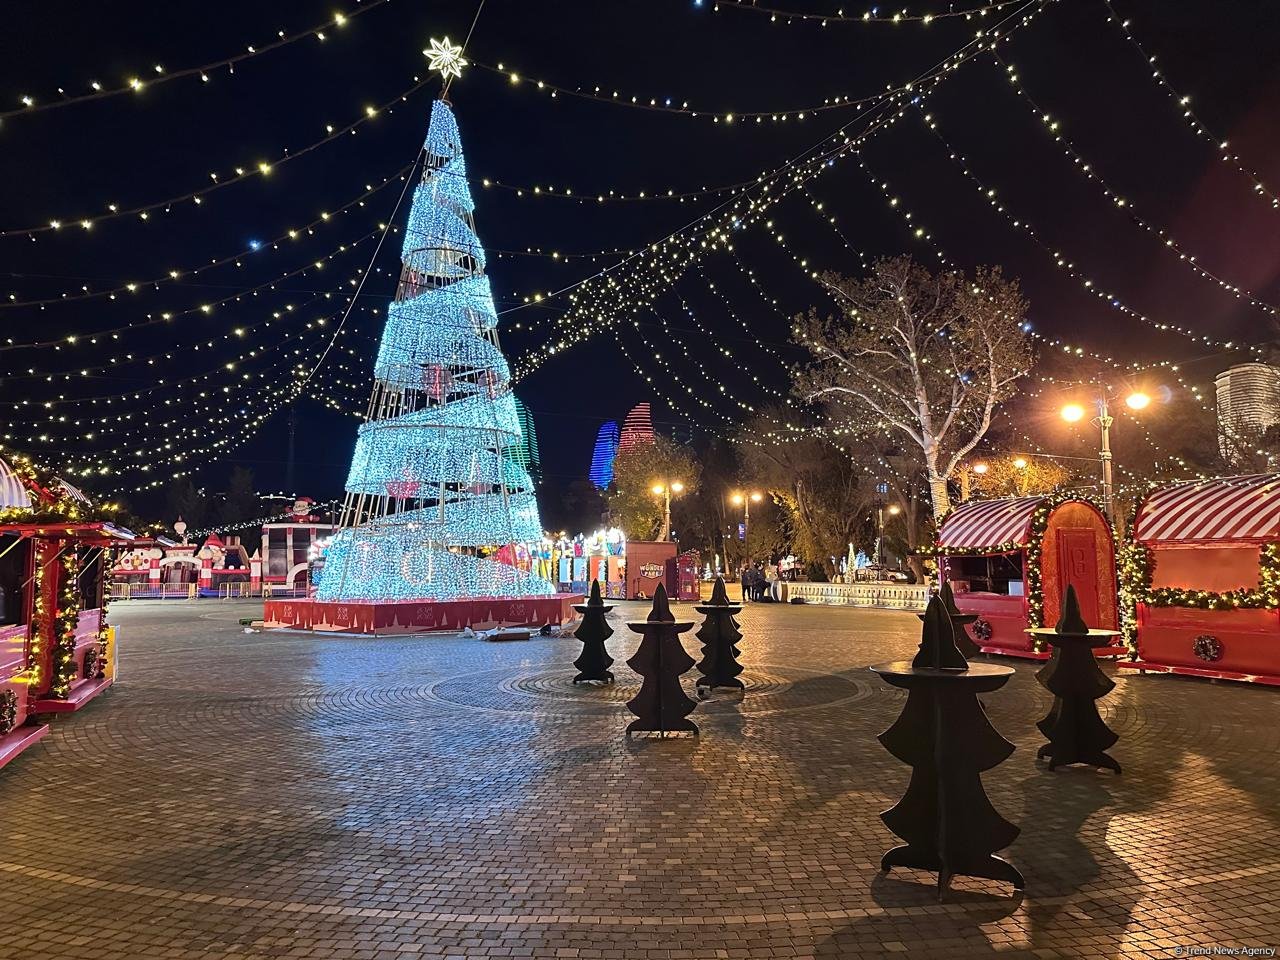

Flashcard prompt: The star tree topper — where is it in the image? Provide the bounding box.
[425,37,467,81]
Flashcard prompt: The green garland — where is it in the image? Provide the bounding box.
[93,586,112,680]
[0,688,15,736]
[50,551,82,698]
[1121,541,1280,651]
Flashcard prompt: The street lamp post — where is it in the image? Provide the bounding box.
[874,502,902,572]
[730,491,763,542]
[1062,389,1150,528]
[652,481,684,541]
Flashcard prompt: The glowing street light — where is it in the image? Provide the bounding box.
[652,480,685,541]
[1013,457,1028,470]
[972,461,989,474]
[730,490,764,541]
[1060,388,1154,525]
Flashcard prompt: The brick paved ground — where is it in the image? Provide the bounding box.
[0,599,1276,959]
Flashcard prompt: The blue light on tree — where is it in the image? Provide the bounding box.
[318,99,555,602]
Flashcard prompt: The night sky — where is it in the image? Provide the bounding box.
[2,0,1278,530]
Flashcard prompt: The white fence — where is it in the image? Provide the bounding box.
[776,580,929,611]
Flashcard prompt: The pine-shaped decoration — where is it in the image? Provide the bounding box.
[572,580,614,684]
[625,584,698,736]
[694,576,745,691]
[933,582,981,659]
[316,99,555,603]
[871,595,1024,899]
[1029,584,1122,773]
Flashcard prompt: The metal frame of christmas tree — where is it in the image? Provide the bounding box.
[315,98,557,604]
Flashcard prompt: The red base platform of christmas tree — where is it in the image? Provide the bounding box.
[264,594,584,636]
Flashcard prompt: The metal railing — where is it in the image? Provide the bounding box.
[780,580,929,611]
[107,582,198,601]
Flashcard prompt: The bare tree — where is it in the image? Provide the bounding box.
[794,257,1033,519]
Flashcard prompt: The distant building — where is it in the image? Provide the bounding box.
[511,396,541,484]
[1215,362,1280,462]
[618,402,655,452]
[589,421,620,489]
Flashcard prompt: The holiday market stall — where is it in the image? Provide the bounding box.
[936,494,1121,660]
[0,454,132,742]
[1119,473,1280,686]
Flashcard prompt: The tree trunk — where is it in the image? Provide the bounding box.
[927,474,951,520]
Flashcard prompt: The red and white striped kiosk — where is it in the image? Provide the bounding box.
[1120,473,1280,686]
[937,494,1121,660]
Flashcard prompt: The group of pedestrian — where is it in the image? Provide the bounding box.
[738,562,771,602]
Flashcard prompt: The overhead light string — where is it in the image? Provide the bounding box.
[2,1,393,121]
[2,74,434,237]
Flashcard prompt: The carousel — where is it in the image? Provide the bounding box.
[936,493,1122,659]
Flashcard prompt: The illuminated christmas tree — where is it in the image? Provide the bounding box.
[317,98,555,602]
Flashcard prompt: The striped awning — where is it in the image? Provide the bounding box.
[937,496,1044,551]
[57,478,91,505]
[0,457,31,511]
[1135,474,1280,544]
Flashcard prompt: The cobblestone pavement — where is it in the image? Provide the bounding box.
[0,599,1277,959]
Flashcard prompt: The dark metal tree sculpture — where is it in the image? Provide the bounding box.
[572,580,615,684]
[916,581,981,659]
[1028,584,1122,773]
[625,583,698,737]
[694,576,745,692]
[871,595,1024,899]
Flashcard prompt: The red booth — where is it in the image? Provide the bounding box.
[0,454,132,768]
[624,541,676,600]
[937,494,1121,660]
[666,549,701,601]
[1119,474,1280,686]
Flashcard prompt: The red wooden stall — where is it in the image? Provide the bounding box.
[624,541,676,599]
[0,455,132,774]
[1119,473,1280,686]
[937,494,1121,660]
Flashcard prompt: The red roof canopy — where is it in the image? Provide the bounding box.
[1135,474,1280,545]
[937,496,1045,551]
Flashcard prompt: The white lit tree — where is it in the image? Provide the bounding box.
[794,257,1033,520]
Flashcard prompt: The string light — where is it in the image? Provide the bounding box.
[1,1,390,121]
[708,0,1018,26]
[2,163,413,310]
[1,221,393,355]
[473,58,931,126]
[1100,0,1280,211]
[914,106,1268,357]
[992,52,1279,316]
[2,75,433,237]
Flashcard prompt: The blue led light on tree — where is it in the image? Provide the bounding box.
[318,99,556,602]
